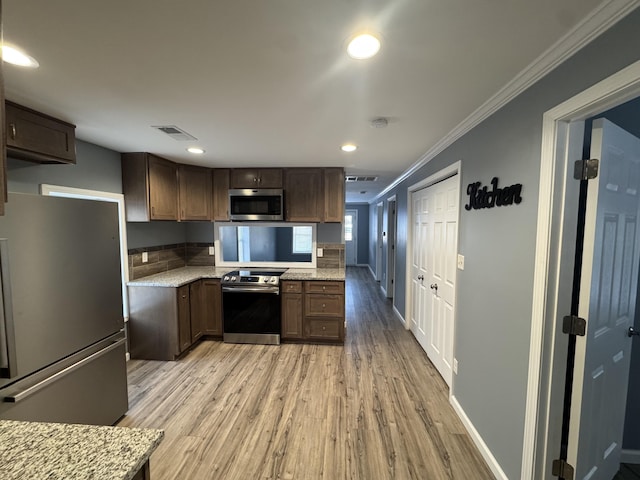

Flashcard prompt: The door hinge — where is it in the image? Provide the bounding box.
[574,159,599,180]
[562,315,586,336]
[552,459,574,480]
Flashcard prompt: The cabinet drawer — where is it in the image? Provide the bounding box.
[306,318,343,341]
[305,294,343,317]
[282,281,302,293]
[305,281,344,295]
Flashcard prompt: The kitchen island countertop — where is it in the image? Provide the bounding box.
[127,266,345,287]
[0,420,163,480]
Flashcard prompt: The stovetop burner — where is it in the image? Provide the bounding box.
[221,269,287,286]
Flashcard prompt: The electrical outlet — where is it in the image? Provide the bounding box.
[453,358,459,374]
[142,252,148,263]
[208,246,215,255]
[457,254,465,270]
[317,248,324,257]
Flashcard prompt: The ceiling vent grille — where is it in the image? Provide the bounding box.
[151,125,197,141]
[345,175,378,182]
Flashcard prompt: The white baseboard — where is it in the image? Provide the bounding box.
[621,449,640,464]
[450,395,508,480]
[356,263,369,267]
[380,285,387,296]
[125,352,131,362]
[367,264,377,280]
[392,305,406,326]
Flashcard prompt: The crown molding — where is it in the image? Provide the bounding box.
[371,0,640,204]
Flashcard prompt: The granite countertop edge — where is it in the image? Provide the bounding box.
[0,420,164,480]
[127,266,345,287]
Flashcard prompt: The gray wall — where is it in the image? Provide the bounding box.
[368,10,640,478]
[346,203,369,265]
[7,140,122,194]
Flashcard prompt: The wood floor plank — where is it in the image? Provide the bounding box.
[118,267,495,479]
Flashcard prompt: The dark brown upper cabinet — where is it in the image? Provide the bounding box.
[5,101,76,164]
[178,164,212,221]
[122,152,179,221]
[323,168,345,223]
[285,168,323,222]
[212,169,230,221]
[230,168,283,189]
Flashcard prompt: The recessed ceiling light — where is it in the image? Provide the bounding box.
[341,144,357,152]
[187,147,205,154]
[1,45,39,68]
[347,34,381,60]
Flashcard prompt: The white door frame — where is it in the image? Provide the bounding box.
[376,202,384,282]
[523,59,640,479]
[386,195,397,299]
[345,208,358,266]
[405,161,461,348]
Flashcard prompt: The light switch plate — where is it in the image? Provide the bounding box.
[317,248,324,257]
[142,252,148,263]
[457,254,464,270]
[208,246,215,255]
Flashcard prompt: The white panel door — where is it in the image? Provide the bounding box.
[410,190,430,344]
[568,118,640,480]
[410,174,459,386]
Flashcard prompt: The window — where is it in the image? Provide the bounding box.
[292,226,313,254]
[344,214,354,242]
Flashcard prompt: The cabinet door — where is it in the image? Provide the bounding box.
[203,279,222,336]
[285,168,322,222]
[0,26,5,215]
[212,169,230,221]
[231,168,282,188]
[177,285,192,353]
[179,165,212,221]
[281,282,303,340]
[256,168,283,188]
[323,168,345,222]
[148,155,178,220]
[5,101,76,164]
[189,280,204,343]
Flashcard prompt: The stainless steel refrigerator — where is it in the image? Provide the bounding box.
[0,193,128,425]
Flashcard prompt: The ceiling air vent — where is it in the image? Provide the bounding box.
[151,125,197,141]
[345,175,379,182]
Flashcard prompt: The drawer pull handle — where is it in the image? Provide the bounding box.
[9,123,16,140]
[322,304,326,308]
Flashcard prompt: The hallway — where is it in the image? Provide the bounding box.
[118,267,494,479]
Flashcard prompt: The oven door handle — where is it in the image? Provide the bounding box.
[222,286,280,294]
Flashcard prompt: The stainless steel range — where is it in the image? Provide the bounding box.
[221,269,287,345]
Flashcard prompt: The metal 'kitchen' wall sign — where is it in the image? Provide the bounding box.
[465,177,522,211]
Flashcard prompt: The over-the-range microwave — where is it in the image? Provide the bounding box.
[228,188,284,221]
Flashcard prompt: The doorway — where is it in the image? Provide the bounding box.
[524,60,640,479]
[385,196,397,299]
[345,209,358,266]
[406,163,461,387]
[376,202,383,282]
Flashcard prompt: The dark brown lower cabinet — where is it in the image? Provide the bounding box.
[189,280,205,343]
[280,280,345,343]
[281,282,303,340]
[129,279,221,361]
[203,279,222,336]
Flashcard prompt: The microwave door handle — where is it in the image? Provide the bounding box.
[0,239,17,379]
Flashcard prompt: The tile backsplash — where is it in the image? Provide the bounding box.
[128,243,215,280]
[128,242,344,280]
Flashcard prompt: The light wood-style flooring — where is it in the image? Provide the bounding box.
[118,267,494,479]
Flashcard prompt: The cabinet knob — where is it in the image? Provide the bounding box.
[322,326,326,331]
[322,286,326,291]
[182,295,187,299]
[322,303,326,308]
[9,123,16,140]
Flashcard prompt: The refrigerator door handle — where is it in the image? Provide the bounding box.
[3,337,126,403]
[0,239,17,379]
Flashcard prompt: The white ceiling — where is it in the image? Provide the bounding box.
[3,0,615,202]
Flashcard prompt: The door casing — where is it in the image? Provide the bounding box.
[525,59,640,479]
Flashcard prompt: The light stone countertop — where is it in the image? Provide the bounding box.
[127,266,345,287]
[0,420,164,480]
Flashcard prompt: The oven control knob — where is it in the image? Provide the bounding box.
[223,276,229,281]
[231,276,237,282]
